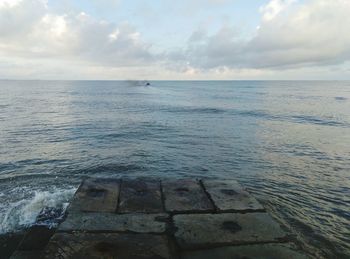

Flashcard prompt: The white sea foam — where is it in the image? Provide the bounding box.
[0,187,76,234]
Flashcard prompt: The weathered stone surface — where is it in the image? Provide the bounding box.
[68,178,120,213]
[162,179,214,213]
[44,233,172,259]
[174,213,286,248]
[118,180,163,213]
[10,250,43,259]
[182,243,309,259]
[17,225,56,251]
[202,179,264,211]
[59,212,168,233]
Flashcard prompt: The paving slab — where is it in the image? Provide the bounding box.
[118,179,163,213]
[10,250,43,259]
[59,212,168,233]
[16,225,56,251]
[68,178,120,213]
[202,179,264,211]
[174,213,286,249]
[162,179,214,213]
[44,233,172,259]
[182,243,308,259]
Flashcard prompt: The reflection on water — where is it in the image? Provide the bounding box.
[0,80,349,258]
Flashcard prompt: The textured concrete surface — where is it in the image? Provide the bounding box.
[59,212,168,233]
[118,180,163,213]
[44,233,172,259]
[11,250,43,259]
[174,212,286,248]
[68,178,120,213]
[202,179,264,211]
[162,179,214,212]
[11,178,309,259]
[182,243,309,259]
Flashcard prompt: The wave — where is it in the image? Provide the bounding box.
[0,187,76,234]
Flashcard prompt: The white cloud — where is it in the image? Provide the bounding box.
[260,0,297,21]
[173,0,350,72]
[0,0,154,66]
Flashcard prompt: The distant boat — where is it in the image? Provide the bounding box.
[145,82,151,86]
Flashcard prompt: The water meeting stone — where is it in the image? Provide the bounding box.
[182,243,308,259]
[118,179,163,213]
[44,233,172,259]
[59,212,168,233]
[68,178,120,213]
[12,178,307,258]
[202,179,264,211]
[174,212,286,248]
[162,179,214,212]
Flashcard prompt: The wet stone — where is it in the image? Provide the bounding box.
[59,212,168,233]
[202,179,264,211]
[162,179,214,213]
[44,233,172,259]
[182,243,309,259]
[118,180,163,213]
[17,225,56,251]
[68,178,120,213]
[10,250,43,259]
[174,213,286,249]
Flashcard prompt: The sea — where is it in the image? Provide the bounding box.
[0,80,349,258]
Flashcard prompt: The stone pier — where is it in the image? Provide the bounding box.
[11,178,308,259]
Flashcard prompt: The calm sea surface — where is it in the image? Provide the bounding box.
[0,80,349,257]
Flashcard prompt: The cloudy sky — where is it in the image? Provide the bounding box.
[0,0,350,80]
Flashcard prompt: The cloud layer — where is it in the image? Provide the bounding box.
[177,0,350,71]
[0,0,350,79]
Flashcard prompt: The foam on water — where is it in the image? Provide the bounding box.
[0,187,76,234]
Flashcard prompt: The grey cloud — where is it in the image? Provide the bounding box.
[172,0,350,71]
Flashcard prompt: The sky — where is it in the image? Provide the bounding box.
[0,0,350,80]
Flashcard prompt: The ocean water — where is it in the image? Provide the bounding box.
[0,80,349,257]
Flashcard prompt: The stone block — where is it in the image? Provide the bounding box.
[10,250,43,259]
[118,180,163,213]
[162,179,214,213]
[44,233,172,259]
[59,212,168,233]
[68,178,120,213]
[182,243,309,259]
[17,225,56,251]
[202,179,264,211]
[174,213,286,249]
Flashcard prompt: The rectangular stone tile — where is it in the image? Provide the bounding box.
[59,212,168,233]
[202,179,264,211]
[174,213,286,249]
[182,243,309,259]
[10,250,43,259]
[68,178,120,213]
[162,179,214,213]
[44,233,173,259]
[118,179,163,213]
[17,225,56,251]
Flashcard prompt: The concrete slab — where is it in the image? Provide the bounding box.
[182,243,309,259]
[16,225,56,251]
[202,179,264,211]
[10,250,43,259]
[118,180,163,213]
[44,233,172,259]
[162,179,214,213]
[174,213,286,249]
[68,178,120,213]
[59,212,168,233]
